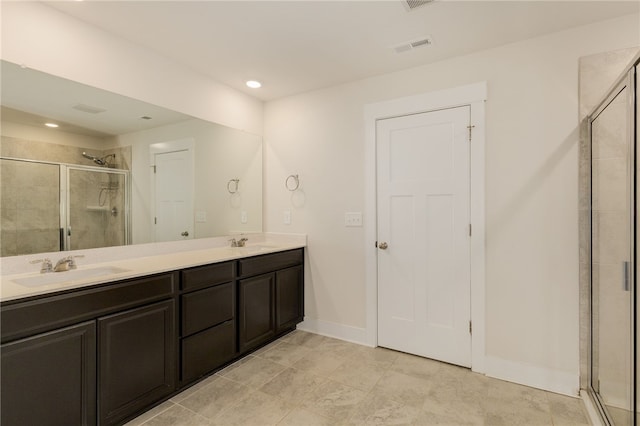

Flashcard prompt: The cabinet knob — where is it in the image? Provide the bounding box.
[378,242,388,250]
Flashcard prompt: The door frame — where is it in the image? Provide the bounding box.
[364,82,487,373]
[149,138,195,242]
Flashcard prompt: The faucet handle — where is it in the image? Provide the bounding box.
[66,254,84,269]
[30,258,53,273]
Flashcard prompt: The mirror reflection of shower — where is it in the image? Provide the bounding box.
[81,152,120,214]
[99,176,120,216]
[0,157,130,255]
[82,151,116,167]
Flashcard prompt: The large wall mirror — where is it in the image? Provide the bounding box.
[0,60,262,257]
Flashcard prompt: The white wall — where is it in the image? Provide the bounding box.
[0,2,263,136]
[263,14,640,395]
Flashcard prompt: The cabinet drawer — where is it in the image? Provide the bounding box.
[181,262,234,292]
[181,320,235,383]
[1,273,177,344]
[238,249,303,278]
[181,282,234,337]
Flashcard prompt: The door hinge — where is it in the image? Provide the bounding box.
[469,224,472,236]
[152,165,156,173]
[469,321,472,334]
[467,125,475,141]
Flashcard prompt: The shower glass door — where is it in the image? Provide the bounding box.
[66,166,129,251]
[590,74,635,425]
[0,158,61,256]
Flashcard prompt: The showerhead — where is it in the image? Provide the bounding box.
[82,152,106,166]
[82,152,115,167]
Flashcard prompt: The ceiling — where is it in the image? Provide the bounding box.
[38,1,640,101]
[2,60,192,137]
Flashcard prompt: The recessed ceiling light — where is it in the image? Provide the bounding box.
[45,123,59,128]
[246,80,262,89]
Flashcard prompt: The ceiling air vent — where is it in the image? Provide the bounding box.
[73,103,106,114]
[392,36,433,54]
[402,0,434,11]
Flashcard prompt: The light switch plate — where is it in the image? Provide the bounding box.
[195,211,207,223]
[345,212,362,227]
[241,211,248,224]
[283,210,291,225]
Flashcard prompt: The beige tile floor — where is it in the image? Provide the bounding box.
[126,330,590,426]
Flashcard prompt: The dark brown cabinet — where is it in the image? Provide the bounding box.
[179,262,236,384]
[239,273,276,352]
[238,249,304,353]
[0,272,177,426]
[276,265,304,333]
[1,321,97,426]
[0,248,304,425]
[98,300,176,426]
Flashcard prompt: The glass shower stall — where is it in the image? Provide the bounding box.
[587,58,638,425]
[0,158,129,256]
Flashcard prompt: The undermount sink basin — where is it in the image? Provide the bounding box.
[13,266,131,288]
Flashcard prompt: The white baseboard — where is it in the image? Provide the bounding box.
[297,318,371,347]
[485,355,580,397]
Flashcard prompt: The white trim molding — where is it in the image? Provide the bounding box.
[363,82,487,374]
[297,318,370,347]
[485,355,581,397]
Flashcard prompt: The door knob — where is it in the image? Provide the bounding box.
[378,242,388,250]
[181,231,189,237]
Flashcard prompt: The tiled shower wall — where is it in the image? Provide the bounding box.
[0,159,60,256]
[578,47,639,390]
[68,169,127,251]
[0,136,131,256]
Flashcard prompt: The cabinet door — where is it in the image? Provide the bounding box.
[238,273,275,353]
[99,300,176,426]
[276,265,304,333]
[1,321,96,426]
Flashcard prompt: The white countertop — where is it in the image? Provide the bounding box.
[0,233,306,303]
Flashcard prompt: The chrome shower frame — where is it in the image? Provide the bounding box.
[61,163,130,251]
[0,156,131,252]
[585,56,638,426]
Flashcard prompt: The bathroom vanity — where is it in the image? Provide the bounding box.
[0,244,304,426]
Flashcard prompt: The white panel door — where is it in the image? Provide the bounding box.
[377,106,471,367]
[154,150,194,242]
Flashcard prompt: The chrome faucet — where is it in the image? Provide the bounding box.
[30,258,53,274]
[53,255,84,272]
[229,237,248,247]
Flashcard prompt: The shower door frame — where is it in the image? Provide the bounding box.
[62,164,131,251]
[0,156,131,253]
[587,66,637,426]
